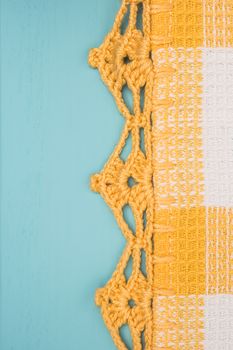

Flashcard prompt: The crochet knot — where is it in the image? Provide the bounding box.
[90,173,101,192]
[95,288,105,306]
[88,48,100,68]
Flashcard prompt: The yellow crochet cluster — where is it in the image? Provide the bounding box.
[88,1,233,349]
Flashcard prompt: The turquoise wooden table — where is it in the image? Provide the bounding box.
[1,1,126,349]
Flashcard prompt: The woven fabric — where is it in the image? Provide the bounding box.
[88,1,233,349]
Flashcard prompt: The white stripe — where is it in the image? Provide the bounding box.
[202,48,233,207]
[204,295,233,349]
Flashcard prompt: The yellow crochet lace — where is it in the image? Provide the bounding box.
[89,2,159,348]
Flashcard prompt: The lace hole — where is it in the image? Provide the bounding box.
[123,56,131,64]
[127,176,137,188]
[128,299,136,308]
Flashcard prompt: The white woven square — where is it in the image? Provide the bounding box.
[202,48,233,207]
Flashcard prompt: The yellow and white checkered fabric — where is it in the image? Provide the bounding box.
[89,1,233,349]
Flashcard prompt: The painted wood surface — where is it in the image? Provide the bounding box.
[1,1,124,349]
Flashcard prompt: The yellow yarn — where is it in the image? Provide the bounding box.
[88,1,233,349]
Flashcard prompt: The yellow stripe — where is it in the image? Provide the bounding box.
[151,0,233,48]
[151,0,204,49]
[151,3,206,349]
[204,0,233,47]
[153,207,206,295]
[207,207,233,294]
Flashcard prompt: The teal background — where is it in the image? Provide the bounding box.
[1,1,126,349]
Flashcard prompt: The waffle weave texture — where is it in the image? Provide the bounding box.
[88,1,233,349]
